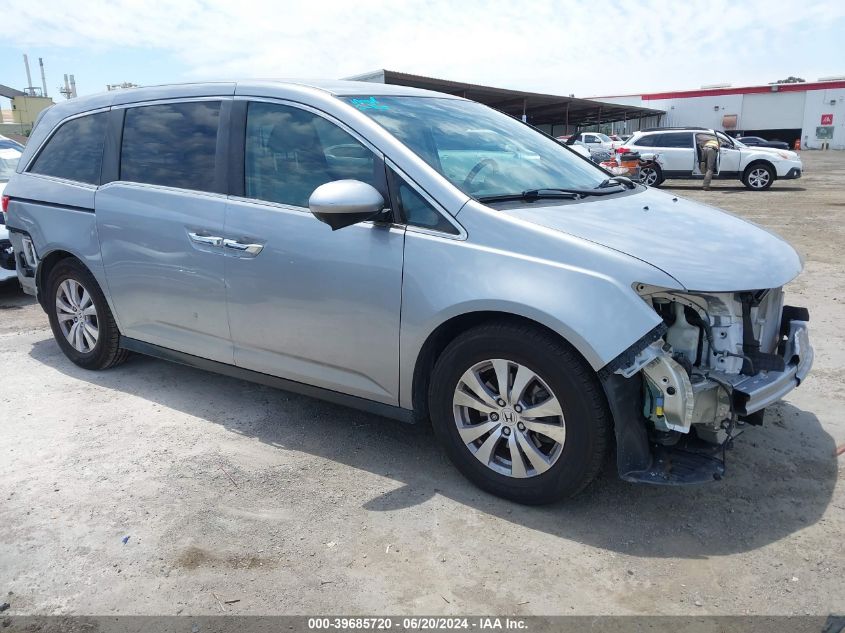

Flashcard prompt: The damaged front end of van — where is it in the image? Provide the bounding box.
[603,285,812,484]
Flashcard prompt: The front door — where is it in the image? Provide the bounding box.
[224,100,405,404]
[582,134,600,147]
[716,132,742,177]
[97,99,233,363]
[693,132,721,176]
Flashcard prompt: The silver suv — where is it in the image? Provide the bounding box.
[2,81,813,503]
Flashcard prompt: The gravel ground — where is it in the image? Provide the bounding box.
[1,151,843,616]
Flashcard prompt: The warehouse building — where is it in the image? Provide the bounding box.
[595,78,845,150]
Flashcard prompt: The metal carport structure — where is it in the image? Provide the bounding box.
[346,69,664,135]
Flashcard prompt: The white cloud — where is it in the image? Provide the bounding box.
[5,0,845,96]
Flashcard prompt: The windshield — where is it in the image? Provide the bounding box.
[595,133,612,142]
[0,147,22,182]
[344,96,607,198]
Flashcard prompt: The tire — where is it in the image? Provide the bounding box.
[429,321,611,504]
[742,163,775,190]
[639,164,664,187]
[46,258,128,370]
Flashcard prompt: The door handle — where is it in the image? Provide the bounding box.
[188,232,223,247]
[222,238,264,256]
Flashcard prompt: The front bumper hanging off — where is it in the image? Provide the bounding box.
[731,319,812,416]
[601,310,813,485]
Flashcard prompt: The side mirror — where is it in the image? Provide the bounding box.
[309,180,385,231]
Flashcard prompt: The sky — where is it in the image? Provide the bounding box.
[2,0,845,102]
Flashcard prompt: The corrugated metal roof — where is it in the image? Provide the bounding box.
[0,84,26,99]
[347,69,664,126]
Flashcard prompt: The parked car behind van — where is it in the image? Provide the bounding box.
[622,127,802,189]
[2,81,813,503]
[0,139,24,283]
[736,136,791,151]
[557,138,612,164]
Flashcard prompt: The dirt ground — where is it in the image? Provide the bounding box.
[1,152,843,617]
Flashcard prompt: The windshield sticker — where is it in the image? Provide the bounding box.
[350,96,389,111]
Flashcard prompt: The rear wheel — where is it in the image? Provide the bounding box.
[429,322,610,504]
[46,258,128,370]
[639,164,663,187]
[742,163,775,190]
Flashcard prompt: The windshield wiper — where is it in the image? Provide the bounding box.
[477,185,627,204]
[525,186,624,197]
[477,190,579,203]
[597,176,636,189]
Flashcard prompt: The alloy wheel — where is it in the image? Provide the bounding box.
[55,279,99,353]
[640,167,659,186]
[452,358,566,478]
[748,167,771,189]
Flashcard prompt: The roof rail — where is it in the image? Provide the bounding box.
[641,126,711,132]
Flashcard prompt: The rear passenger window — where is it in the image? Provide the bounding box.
[245,102,381,208]
[29,112,108,184]
[120,101,221,192]
[660,132,694,148]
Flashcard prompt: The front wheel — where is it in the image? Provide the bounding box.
[428,322,611,504]
[742,163,775,190]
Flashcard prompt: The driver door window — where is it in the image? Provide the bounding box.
[716,132,735,149]
[244,102,384,207]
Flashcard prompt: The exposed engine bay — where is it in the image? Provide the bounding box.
[605,284,813,484]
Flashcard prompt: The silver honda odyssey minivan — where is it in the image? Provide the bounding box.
[2,80,813,503]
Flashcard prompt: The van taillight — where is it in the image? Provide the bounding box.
[1,195,8,213]
[616,147,630,154]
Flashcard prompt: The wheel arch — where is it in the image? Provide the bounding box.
[36,249,78,309]
[742,158,777,177]
[409,310,597,424]
[640,162,664,186]
[741,159,777,190]
[36,249,118,329]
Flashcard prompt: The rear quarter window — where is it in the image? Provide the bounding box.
[632,134,656,147]
[29,112,108,184]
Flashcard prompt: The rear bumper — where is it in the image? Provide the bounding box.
[6,228,37,296]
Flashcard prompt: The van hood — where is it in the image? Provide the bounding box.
[500,187,802,291]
